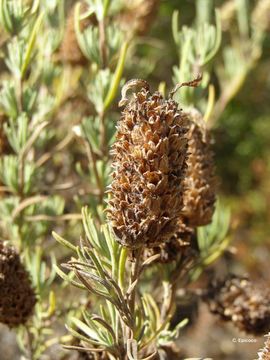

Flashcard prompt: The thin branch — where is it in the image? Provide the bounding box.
[12,195,48,219]
[35,132,74,168]
[24,213,82,222]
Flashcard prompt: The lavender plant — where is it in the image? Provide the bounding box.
[0,1,270,360]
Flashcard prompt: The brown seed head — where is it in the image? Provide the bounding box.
[182,109,216,226]
[205,275,270,335]
[0,241,36,327]
[107,82,189,249]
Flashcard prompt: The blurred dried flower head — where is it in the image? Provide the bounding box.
[118,0,160,35]
[0,241,36,327]
[107,80,189,249]
[0,113,8,154]
[257,333,270,360]
[220,0,237,31]
[60,2,94,65]
[205,275,270,335]
[252,0,270,32]
[182,109,216,227]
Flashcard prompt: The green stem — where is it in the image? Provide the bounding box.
[119,247,128,291]
[98,18,107,68]
[128,247,142,333]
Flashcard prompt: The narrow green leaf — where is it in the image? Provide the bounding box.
[66,325,101,346]
[82,207,100,249]
[54,265,85,290]
[0,0,13,33]
[204,9,222,65]
[21,12,44,78]
[71,317,100,342]
[172,10,180,46]
[52,231,77,252]
[104,41,128,111]
[118,247,127,290]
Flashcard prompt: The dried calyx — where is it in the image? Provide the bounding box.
[205,274,270,335]
[107,79,190,249]
[0,241,36,327]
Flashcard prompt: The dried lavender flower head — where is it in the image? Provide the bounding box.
[0,241,36,327]
[107,79,191,249]
[205,274,270,335]
[60,2,95,65]
[118,0,160,36]
[182,108,216,226]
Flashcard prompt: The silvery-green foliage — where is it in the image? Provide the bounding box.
[4,113,29,153]
[87,69,113,113]
[77,25,101,63]
[0,155,37,194]
[0,81,19,118]
[172,3,221,106]
[0,0,33,35]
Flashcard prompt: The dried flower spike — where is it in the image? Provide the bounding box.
[60,2,94,65]
[0,241,36,327]
[107,79,190,249]
[118,0,160,36]
[182,108,216,226]
[205,275,270,335]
